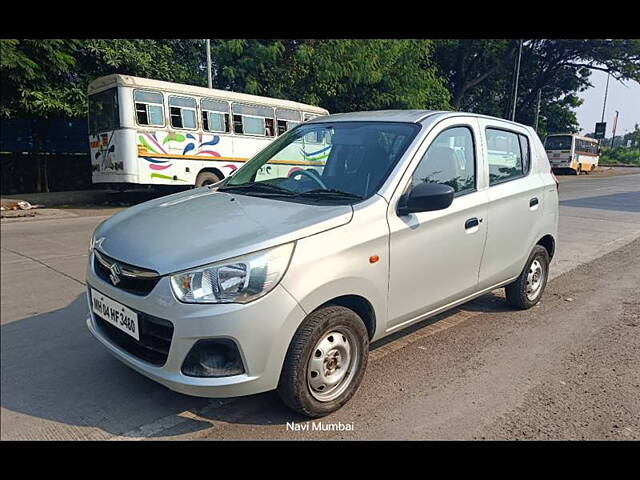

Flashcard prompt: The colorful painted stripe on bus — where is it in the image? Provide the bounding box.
[150,173,187,182]
[90,132,122,172]
[137,132,225,181]
[302,145,331,162]
[137,131,331,183]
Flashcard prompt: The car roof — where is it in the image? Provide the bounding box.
[308,110,533,130]
[307,110,441,124]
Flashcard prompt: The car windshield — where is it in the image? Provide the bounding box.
[220,121,420,203]
[545,135,573,150]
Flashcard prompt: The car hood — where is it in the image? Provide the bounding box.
[94,188,353,275]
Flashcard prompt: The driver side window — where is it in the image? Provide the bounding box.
[411,126,476,196]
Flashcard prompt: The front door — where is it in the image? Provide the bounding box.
[387,120,488,332]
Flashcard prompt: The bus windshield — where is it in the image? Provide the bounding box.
[545,135,572,150]
[88,87,120,134]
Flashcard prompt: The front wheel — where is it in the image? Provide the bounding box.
[277,305,369,417]
[505,245,550,310]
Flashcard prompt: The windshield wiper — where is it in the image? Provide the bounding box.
[296,189,363,200]
[218,182,296,196]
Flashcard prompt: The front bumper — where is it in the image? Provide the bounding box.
[86,252,307,398]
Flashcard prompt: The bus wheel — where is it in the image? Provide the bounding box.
[575,165,581,176]
[195,171,221,187]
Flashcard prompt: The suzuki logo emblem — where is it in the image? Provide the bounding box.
[109,262,122,285]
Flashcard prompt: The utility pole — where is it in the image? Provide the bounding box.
[510,39,523,122]
[601,72,610,123]
[206,39,212,89]
[610,110,619,148]
[534,88,542,133]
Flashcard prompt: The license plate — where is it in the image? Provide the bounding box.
[91,288,139,341]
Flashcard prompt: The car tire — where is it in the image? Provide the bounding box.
[195,171,221,187]
[277,305,369,418]
[505,245,550,310]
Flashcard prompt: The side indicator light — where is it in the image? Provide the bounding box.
[369,255,380,264]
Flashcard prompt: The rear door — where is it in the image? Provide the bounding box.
[477,120,545,289]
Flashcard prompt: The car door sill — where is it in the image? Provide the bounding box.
[385,276,519,334]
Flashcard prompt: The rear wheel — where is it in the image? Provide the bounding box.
[505,245,550,310]
[277,305,369,418]
[195,171,221,187]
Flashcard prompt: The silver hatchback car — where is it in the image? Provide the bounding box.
[87,110,558,417]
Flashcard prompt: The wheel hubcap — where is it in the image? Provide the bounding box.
[526,258,545,301]
[307,330,358,402]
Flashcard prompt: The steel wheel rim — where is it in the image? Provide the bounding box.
[307,329,358,402]
[526,258,545,301]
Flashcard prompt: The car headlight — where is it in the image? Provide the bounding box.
[170,243,295,304]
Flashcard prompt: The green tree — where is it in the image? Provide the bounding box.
[434,39,518,109]
[294,39,450,112]
[511,39,640,128]
[0,39,81,118]
[208,39,451,112]
[432,39,640,135]
[1,39,207,120]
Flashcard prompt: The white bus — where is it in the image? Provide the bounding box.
[87,74,329,188]
[544,134,600,175]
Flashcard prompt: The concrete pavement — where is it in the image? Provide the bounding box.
[1,173,639,440]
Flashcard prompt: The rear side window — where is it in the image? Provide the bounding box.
[411,126,476,195]
[133,90,164,127]
[486,128,530,185]
[519,135,530,172]
[169,96,197,129]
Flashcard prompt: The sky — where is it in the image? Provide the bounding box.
[576,69,640,137]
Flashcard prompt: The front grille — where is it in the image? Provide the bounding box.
[94,250,160,296]
[94,306,174,366]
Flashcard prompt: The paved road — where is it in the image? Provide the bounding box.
[1,174,639,440]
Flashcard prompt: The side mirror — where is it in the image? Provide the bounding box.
[397,182,455,216]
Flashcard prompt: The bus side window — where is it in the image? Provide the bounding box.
[277,120,300,135]
[134,90,165,127]
[277,120,287,136]
[233,115,244,134]
[201,98,230,133]
[242,116,266,136]
[231,103,276,137]
[265,118,274,137]
[276,108,302,135]
[169,96,197,130]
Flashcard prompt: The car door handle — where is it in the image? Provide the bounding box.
[529,197,539,207]
[465,217,480,229]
